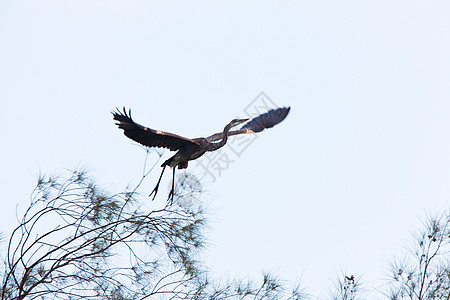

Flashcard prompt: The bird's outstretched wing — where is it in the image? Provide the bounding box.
[241,106,290,133]
[205,106,290,142]
[112,108,200,151]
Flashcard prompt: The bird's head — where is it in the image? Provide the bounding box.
[229,118,249,128]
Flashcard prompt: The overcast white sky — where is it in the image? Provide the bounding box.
[1,1,450,297]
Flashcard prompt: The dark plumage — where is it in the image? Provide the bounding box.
[241,107,291,133]
[112,108,199,151]
[112,106,290,202]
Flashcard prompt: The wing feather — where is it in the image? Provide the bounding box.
[241,107,290,133]
[112,108,199,151]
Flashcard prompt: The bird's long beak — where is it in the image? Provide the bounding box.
[236,118,249,124]
[230,118,250,129]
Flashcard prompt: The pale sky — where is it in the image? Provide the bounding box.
[1,1,450,297]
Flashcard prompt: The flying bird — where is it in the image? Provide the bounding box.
[112,106,290,201]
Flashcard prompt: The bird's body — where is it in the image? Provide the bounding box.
[165,146,205,169]
[112,106,290,201]
[162,139,209,169]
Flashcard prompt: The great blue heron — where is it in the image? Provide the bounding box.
[112,106,290,201]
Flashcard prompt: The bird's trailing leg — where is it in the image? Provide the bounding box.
[149,165,167,200]
[167,166,176,204]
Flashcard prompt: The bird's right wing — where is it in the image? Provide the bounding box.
[112,108,200,151]
[205,106,290,142]
[240,106,290,133]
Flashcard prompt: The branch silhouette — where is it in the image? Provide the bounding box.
[1,155,305,299]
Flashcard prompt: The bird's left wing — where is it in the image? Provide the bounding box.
[112,108,200,151]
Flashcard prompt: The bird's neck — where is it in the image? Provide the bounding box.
[207,123,232,151]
